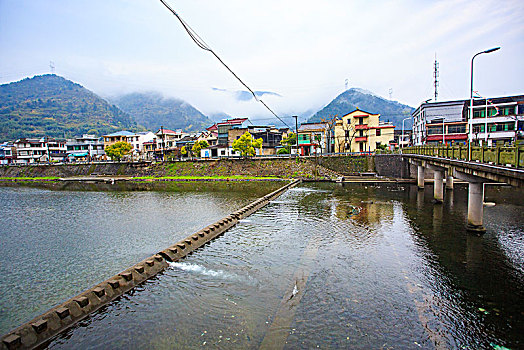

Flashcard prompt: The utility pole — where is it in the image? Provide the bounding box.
[160,125,165,161]
[433,54,439,101]
[293,116,299,156]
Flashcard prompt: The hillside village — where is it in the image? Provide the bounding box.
[0,109,397,164]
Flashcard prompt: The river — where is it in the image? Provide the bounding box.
[0,181,522,349]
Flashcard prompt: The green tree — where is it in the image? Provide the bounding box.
[105,141,132,161]
[279,132,296,154]
[232,131,263,157]
[192,140,209,157]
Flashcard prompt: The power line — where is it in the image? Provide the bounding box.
[159,0,291,129]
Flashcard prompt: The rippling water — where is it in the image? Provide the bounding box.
[0,181,283,335]
[2,181,523,349]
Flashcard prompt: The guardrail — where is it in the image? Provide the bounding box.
[403,145,524,168]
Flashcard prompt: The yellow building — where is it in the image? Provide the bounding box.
[334,109,395,152]
[102,131,135,149]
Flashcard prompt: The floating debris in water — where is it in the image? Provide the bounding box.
[478,307,489,314]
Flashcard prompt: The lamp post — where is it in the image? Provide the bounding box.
[401,116,411,152]
[469,47,500,160]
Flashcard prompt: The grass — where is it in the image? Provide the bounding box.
[0,177,60,180]
[132,175,283,181]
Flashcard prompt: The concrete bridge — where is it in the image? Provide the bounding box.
[402,149,524,233]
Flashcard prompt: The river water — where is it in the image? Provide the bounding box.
[1,181,523,349]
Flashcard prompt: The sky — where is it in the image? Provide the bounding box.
[1,0,523,123]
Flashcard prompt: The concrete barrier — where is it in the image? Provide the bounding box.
[0,179,301,350]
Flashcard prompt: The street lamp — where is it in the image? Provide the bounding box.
[469,47,500,160]
[401,116,411,152]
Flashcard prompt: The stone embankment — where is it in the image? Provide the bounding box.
[0,155,408,180]
[0,180,301,350]
[0,158,336,179]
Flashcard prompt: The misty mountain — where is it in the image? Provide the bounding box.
[0,74,140,141]
[212,88,281,102]
[111,92,213,132]
[308,88,414,127]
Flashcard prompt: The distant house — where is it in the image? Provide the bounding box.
[228,125,290,155]
[153,128,188,159]
[215,118,249,146]
[102,131,135,149]
[334,110,395,153]
[200,145,240,158]
[297,123,334,156]
[14,137,67,164]
[66,134,105,161]
[0,142,16,165]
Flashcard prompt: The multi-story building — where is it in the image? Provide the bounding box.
[297,123,334,155]
[334,110,395,152]
[412,95,524,146]
[411,100,468,146]
[103,131,135,149]
[469,95,524,146]
[228,125,290,155]
[66,134,105,161]
[154,128,188,154]
[215,118,249,145]
[14,137,66,164]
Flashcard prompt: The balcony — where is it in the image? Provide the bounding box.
[355,136,368,142]
[355,124,369,130]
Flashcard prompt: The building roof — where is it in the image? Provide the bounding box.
[342,109,379,117]
[103,131,135,137]
[299,123,327,131]
[155,128,180,134]
[217,118,248,126]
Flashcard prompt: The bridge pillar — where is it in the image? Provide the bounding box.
[417,165,425,189]
[433,170,444,203]
[466,182,486,233]
[453,169,487,233]
[446,174,454,190]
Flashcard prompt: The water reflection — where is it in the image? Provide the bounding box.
[2,182,522,349]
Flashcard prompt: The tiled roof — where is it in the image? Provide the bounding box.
[216,118,248,126]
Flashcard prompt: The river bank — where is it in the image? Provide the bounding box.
[0,155,383,180]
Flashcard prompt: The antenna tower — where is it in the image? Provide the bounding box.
[49,61,55,74]
[389,88,393,100]
[433,54,439,101]
[345,79,348,90]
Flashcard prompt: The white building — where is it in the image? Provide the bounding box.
[14,137,67,164]
[127,132,156,154]
[66,134,105,161]
[411,100,468,146]
[469,95,524,146]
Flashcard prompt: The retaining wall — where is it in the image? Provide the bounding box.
[0,180,301,350]
[374,154,411,178]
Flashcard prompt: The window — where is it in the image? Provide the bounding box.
[448,125,466,134]
[376,129,381,136]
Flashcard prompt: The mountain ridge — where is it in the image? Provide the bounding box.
[308,88,414,127]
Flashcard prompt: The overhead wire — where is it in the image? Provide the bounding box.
[158,0,292,129]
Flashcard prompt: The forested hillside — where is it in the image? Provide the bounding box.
[0,74,140,140]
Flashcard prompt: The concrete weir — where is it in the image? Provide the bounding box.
[0,179,301,350]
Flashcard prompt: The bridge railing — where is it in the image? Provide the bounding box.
[403,145,524,168]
